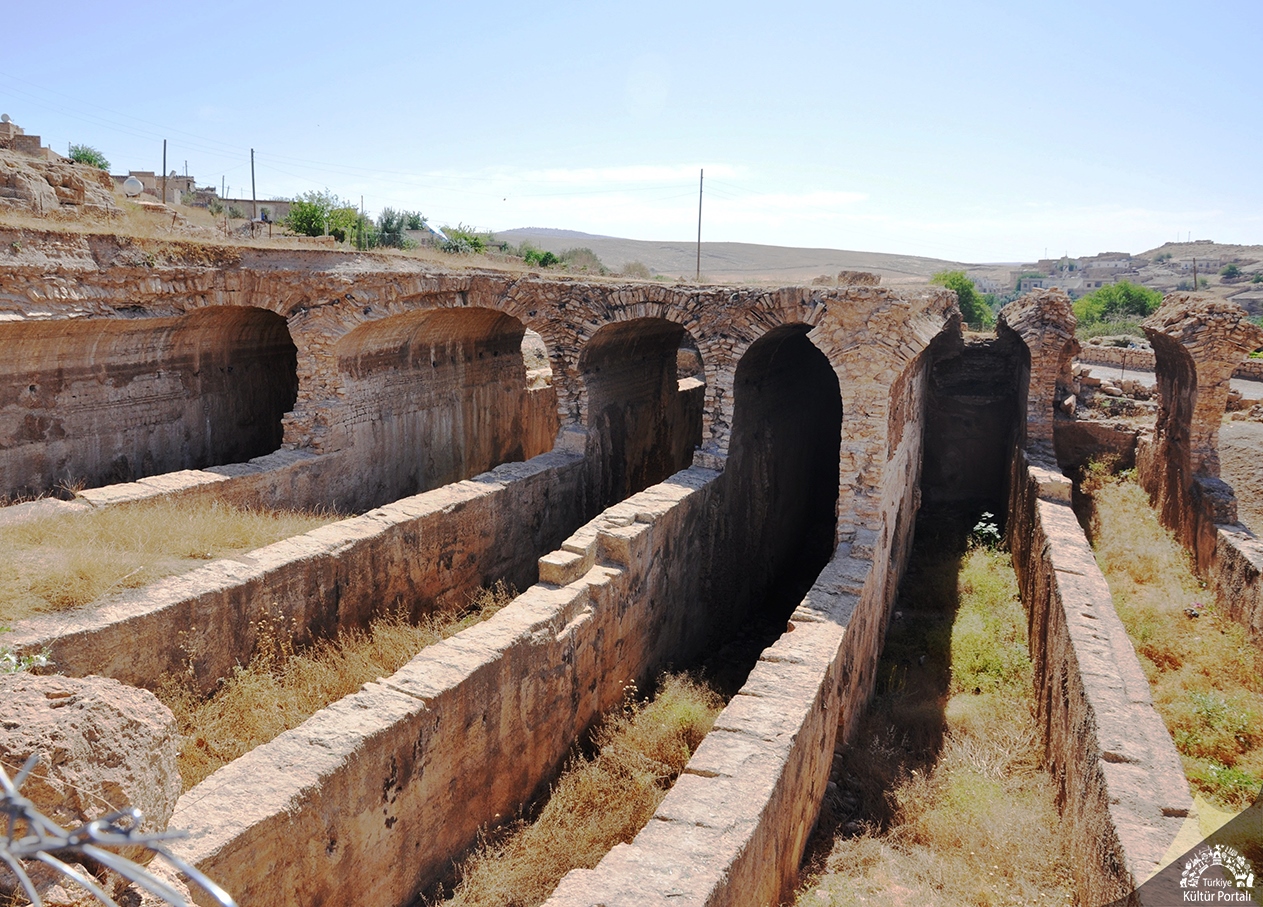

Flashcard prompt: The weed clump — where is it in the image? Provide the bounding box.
[437,673,723,907]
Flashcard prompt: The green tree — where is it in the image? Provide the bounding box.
[1072,280,1162,326]
[375,207,414,249]
[68,143,110,170]
[1220,264,1241,279]
[284,190,358,242]
[931,270,993,327]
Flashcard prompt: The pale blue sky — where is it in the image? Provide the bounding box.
[4,1,1259,262]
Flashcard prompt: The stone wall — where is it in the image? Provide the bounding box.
[0,228,956,515]
[5,451,590,695]
[1134,295,1263,639]
[171,467,726,906]
[331,306,559,511]
[546,352,931,906]
[920,332,1021,510]
[580,317,703,509]
[0,234,958,906]
[0,306,298,499]
[1007,450,1192,906]
[998,289,1078,458]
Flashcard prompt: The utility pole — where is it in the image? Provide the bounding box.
[161,139,167,206]
[1193,257,1198,290]
[250,149,257,222]
[696,168,703,282]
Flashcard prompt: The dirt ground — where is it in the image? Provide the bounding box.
[1220,420,1263,532]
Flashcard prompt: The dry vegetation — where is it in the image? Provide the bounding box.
[161,582,516,790]
[1083,466,1263,812]
[0,498,334,623]
[797,521,1074,907]
[434,673,724,907]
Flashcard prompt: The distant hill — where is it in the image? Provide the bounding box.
[495,228,993,286]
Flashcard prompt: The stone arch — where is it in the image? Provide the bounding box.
[711,323,843,624]
[330,306,558,506]
[578,316,706,508]
[0,305,298,499]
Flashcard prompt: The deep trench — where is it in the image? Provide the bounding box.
[798,333,1048,894]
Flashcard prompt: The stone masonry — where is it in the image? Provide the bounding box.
[997,288,1078,463]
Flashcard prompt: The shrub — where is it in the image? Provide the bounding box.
[1,626,49,674]
[207,198,224,215]
[405,210,427,230]
[440,224,487,255]
[522,247,559,267]
[68,143,110,170]
[559,247,607,274]
[1221,264,1242,279]
[1253,272,1263,284]
[227,205,245,219]
[1073,280,1162,327]
[620,261,651,279]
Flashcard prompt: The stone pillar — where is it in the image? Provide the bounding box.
[1140,293,1263,566]
[997,288,1079,464]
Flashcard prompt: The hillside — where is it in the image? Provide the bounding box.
[495,228,1003,286]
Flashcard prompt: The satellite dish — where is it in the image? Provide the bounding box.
[123,176,144,198]
[1,114,10,123]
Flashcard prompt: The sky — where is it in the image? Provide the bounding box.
[3,0,1260,263]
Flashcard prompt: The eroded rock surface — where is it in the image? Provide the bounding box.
[0,673,180,898]
[0,150,121,217]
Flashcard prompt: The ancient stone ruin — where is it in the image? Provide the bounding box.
[1,228,1259,905]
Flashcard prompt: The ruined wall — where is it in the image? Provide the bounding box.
[920,332,1021,511]
[0,237,962,906]
[580,317,703,509]
[5,451,589,695]
[1008,450,1192,906]
[1078,343,1263,381]
[0,306,297,498]
[546,332,936,907]
[1135,295,1263,639]
[331,307,558,511]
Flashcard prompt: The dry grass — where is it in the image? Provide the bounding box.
[797,533,1075,907]
[161,582,516,791]
[0,498,334,623]
[436,673,724,907]
[1083,466,1263,812]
